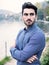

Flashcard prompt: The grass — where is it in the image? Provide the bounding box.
[0,56,11,65]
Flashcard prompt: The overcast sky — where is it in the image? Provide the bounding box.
[0,0,45,13]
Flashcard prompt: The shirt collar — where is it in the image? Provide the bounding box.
[24,23,37,32]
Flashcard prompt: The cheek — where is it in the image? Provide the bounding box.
[22,16,27,21]
[31,16,36,20]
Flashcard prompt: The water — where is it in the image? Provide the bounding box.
[0,21,25,60]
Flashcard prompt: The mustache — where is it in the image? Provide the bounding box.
[26,19,32,22]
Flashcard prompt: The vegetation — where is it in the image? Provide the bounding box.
[40,37,49,65]
[41,48,49,65]
[35,1,49,21]
[37,9,44,20]
[0,56,11,65]
[46,37,49,42]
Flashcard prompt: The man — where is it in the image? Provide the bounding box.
[10,2,45,65]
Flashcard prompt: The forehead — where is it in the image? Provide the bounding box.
[23,8,35,13]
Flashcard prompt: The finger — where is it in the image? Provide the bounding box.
[33,55,38,60]
[27,58,34,63]
[29,56,37,62]
[30,57,35,61]
[31,55,38,60]
[26,55,38,63]
[27,60,32,63]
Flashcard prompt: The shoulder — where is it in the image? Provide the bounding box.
[17,29,23,37]
[33,23,45,37]
[32,26,45,41]
[37,26,45,37]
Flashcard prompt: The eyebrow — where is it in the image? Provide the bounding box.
[23,13,35,16]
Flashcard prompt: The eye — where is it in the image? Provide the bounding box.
[24,13,28,16]
[30,13,34,16]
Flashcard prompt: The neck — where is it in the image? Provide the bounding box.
[26,24,34,29]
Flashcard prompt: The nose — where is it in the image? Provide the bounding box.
[27,14,31,19]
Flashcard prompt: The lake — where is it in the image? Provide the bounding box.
[0,21,25,60]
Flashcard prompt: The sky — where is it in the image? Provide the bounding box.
[0,0,45,13]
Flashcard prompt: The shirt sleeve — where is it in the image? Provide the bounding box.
[10,32,45,61]
[15,30,23,49]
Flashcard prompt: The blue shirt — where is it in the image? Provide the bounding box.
[10,23,45,65]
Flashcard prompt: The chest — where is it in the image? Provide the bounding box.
[17,31,34,50]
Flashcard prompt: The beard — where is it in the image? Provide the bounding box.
[24,19,35,27]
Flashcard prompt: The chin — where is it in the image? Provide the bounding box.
[26,24,33,26]
[24,22,34,26]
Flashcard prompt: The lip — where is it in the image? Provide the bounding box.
[27,20,32,22]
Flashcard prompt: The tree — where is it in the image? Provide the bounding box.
[35,2,42,9]
[37,9,44,20]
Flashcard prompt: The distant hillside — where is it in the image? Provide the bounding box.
[0,9,22,22]
[0,1,49,22]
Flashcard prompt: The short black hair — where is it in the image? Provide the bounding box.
[22,2,37,15]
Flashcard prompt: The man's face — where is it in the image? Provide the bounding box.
[22,8,37,26]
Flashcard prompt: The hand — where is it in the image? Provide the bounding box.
[27,55,38,63]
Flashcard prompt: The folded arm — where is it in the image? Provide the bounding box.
[10,32,45,62]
